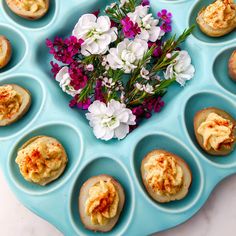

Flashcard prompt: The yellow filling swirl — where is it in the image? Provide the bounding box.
[85,180,119,226]
[0,85,22,121]
[144,154,183,196]
[203,0,236,29]
[197,112,235,151]
[15,0,46,13]
[16,138,66,184]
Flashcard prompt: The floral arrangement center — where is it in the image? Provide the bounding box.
[46,0,195,141]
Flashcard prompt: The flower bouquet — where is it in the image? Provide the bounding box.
[46,0,195,141]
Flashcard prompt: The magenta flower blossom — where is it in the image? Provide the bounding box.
[69,62,88,90]
[157,9,172,24]
[132,106,144,117]
[69,97,77,108]
[77,98,91,110]
[144,97,164,113]
[153,47,162,57]
[141,0,150,6]
[121,16,141,38]
[94,80,105,102]
[46,36,83,64]
[148,42,162,57]
[131,96,164,124]
[160,22,172,33]
[50,61,61,78]
[69,96,91,110]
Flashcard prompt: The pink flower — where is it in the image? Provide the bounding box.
[86,64,94,71]
[160,22,172,33]
[157,9,172,24]
[166,53,172,59]
[121,16,141,38]
[50,61,61,78]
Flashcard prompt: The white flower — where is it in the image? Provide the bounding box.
[72,14,117,56]
[143,83,154,94]
[152,75,161,81]
[164,50,195,86]
[86,99,136,141]
[115,81,124,91]
[106,2,117,11]
[107,38,148,73]
[102,57,110,71]
[102,77,115,88]
[120,91,125,103]
[120,0,129,7]
[128,6,165,42]
[140,67,149,80]
[86,64,94,71]
[135,83,144,91]
[55,67,81,97]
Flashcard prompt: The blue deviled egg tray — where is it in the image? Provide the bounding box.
[0,0,236,235]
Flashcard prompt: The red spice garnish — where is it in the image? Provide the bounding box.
[25,149,42,171]
[93,192,114,214]
[0,93,9,100]
[31,149,41,158]
[214,120,230,126]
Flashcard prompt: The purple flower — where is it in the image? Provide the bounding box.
[148,41,162,57]
[141,0,150,6]
[145,112,152,119]
[77,98,91,110]
[131,96,165,124]
[69,96,91,110]
[121,16,141,39]
[64,36,84,55]
[69,97,78,108]
[132,104,152,122]
[153,46,162,57]
[50,61,61,78]
[147,97,165,113]
[94,80,105,102]
[69,62,88,90]
[132,106,144,116]
[46,36,83,64]
[160,22,172,33]
[145,97,165,113]
[157,9,172,24]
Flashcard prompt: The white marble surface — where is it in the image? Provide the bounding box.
[1,169,236,236]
